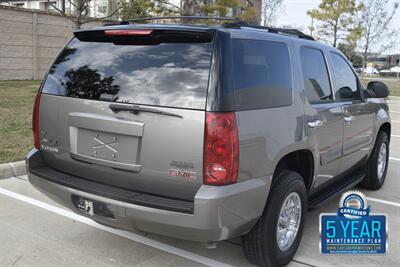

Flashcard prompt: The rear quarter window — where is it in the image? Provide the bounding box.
[232,39,292,110]
[41,37,213,110]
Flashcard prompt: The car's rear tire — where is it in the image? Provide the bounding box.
[360,131,389,190]
[242,170,306,267]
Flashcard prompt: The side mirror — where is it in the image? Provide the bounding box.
[366,81,390,98]
[337,86,353,99]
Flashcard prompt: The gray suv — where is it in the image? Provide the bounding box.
[26,18,391,267]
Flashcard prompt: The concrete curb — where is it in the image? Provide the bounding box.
[0,161,26,179]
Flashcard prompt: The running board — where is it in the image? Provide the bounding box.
[308,170,365,209]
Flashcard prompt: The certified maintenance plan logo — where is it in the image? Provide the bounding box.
[320,191,387,254]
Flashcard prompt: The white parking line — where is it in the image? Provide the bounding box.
[392,120,400,123]
[390,157,400,161]
[392,134,400,138]
[391,111,400,114]
[0,187,232,267]
[367,197,400,208]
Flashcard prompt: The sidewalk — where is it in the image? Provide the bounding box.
[0,161,25,179]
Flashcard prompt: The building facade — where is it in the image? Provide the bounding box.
[367,54,400,70]
[0,0,117,18]
[1,0,262,23]
[388,54,400,66]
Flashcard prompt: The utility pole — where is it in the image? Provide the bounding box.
[181,0,191,16]
[309,17,314,37]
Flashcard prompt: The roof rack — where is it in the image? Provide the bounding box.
[103,16,314,41]
[104,16,240,26]
[223,21,314,40]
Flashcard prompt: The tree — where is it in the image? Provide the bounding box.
[153,0,181,15]
[241,5,258,23]
[337,42,363,67]
[49,47,77,74]
[337,25,363,61]
[359,0,399,69]
[262,0,283,26]
[240,0,261,24]
[200,0,239,17]
[62,65,120,99]
[120,0,180,21]
[307,0,363,47]
[180,0,260,24]
[47,0,121,29]
[119,0,153,20]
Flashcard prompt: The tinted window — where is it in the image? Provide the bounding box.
[330,52,360,101]
[300,47,332,103]
[42,38,213,109]
[232,39,292,110]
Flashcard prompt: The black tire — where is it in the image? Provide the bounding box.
[359,131,389,190]
[242,170,307,267]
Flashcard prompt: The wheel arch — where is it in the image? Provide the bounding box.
[378,122,391,142]
[272,149,314,192]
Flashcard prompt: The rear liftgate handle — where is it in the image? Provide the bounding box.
[344,116,355,123]
[307,120,323,129]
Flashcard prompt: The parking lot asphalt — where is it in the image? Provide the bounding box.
[1,98,399,267]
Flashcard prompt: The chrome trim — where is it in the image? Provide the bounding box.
[307,120,323,128]
[377,142,387,180]
[344,116,355,123]
[276,192,302,251]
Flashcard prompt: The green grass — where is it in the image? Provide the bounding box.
[361,77,400,97]
[0,80,41,163]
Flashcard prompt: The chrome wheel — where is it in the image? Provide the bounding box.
[276,192,302,251]
[377,142,387,180]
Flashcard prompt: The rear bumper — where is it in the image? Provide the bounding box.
[26,149,271,242]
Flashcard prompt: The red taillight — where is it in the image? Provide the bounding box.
[104,29,153,36]
[204,112,239,186]
[32,92,41,149]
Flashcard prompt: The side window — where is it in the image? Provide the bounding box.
[232,39,292,110]
[300,47,332,103]
[330,52,360,101]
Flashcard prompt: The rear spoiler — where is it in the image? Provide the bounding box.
[74,28,214,45]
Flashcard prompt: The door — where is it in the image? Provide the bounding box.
[329,52,375,171]
[300,47,344,188]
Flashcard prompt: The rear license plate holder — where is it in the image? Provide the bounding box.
[68,113,143,172]
[72,195,115,218]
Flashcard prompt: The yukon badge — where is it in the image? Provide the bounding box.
[40,144,59,153]
[40,131,59,152]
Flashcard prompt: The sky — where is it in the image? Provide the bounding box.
[275,0,400,55]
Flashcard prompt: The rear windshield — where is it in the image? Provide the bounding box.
[42,37,213,109]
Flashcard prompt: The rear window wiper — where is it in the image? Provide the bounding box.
[109,103,183,118]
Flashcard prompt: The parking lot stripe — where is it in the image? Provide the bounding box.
[292,259,318,267]
[367,197,400,208]
[391,111,400,114]
[390,157,400,161]
[392,120,400,123]
[392,134,400,138]
[0,187,232,267]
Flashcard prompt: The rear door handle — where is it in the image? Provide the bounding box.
[307,120,323,128]
[344,116,355,123]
